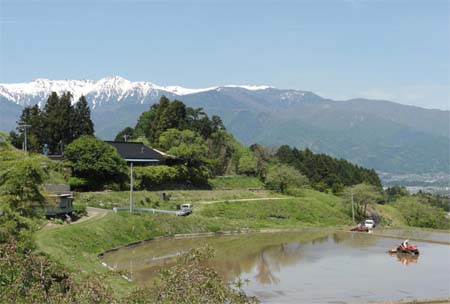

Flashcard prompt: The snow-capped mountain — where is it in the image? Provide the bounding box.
[0,76,274,109]
[1,76,448,175]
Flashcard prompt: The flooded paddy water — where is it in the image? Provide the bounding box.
[102,230,450,303]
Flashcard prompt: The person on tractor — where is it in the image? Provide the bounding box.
[402,240,409,249]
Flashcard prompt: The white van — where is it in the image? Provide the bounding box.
[364,219,375,228]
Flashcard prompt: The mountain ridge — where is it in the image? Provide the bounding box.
[1,76,448,174]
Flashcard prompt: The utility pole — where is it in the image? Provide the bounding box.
[129,162,134,213]
[351,189,355,223]
[19,124,31,155]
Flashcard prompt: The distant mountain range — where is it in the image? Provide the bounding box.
[1,76,448,174]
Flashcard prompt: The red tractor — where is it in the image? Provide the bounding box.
[389,241,420,255]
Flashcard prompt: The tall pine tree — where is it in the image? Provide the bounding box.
[72,95,94,138]
[13,92,95,154]
[43,92,73,154]
[14,104,44,152]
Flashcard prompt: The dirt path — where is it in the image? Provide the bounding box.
[198,197,285,204]
[42,207,110,230]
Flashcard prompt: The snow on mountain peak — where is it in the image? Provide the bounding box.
[0,76,274,107]
[223,85,273,91]
[159,85,218,95]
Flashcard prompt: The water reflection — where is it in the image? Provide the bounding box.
[389,252,419,265]
[101,230,450,303]
[102,231,381,286]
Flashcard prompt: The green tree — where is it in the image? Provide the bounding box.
[250,144,272,178]
[13,93,95,154]
[13,105,45,152]
[71,95,94,138]
[207,130,236,176]
[0,158,45,215]
[135,96,226,146]
[65,136,127,188]
[344,183,384,222]
[134,106,156,139]
[159,129,208,165]
[149,97,186,143]
[43,92,73,153]
[385,186,409,202]
[237,149,258,176]
[265,164,309,193]
[114,126,136,142]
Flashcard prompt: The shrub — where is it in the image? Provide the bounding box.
[134,165,182,190]
[68,177,89,189]
[125,246,258,303]
[134,165,209,190]
[207,225,221,233]
[72,204,87,219]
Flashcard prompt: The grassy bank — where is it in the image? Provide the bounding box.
[208,176,264,190]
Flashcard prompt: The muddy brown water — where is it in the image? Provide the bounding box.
[101,230,450,303]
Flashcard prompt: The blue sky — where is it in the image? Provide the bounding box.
[1,0,448,109]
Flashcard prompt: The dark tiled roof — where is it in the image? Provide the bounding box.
[106,141,165,162]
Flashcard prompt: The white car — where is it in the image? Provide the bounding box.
[364,219,375,228]
[177,204,193,216]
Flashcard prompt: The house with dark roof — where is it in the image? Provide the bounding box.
[106,141,170,165]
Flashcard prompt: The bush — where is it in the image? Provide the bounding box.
[134,166,182,190]
[265,164,309,193]
[51,218,65,225]
[72,204,87,219]
[125,246,258,303]
[186,166,209,187]
[68,177,89,189]
[207,225,221,233]
[134,165,208,190]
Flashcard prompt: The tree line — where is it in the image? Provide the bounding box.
[275,145,382,193]
[10,92,94,154]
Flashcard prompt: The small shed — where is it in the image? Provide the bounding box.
[43,184,74,216]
